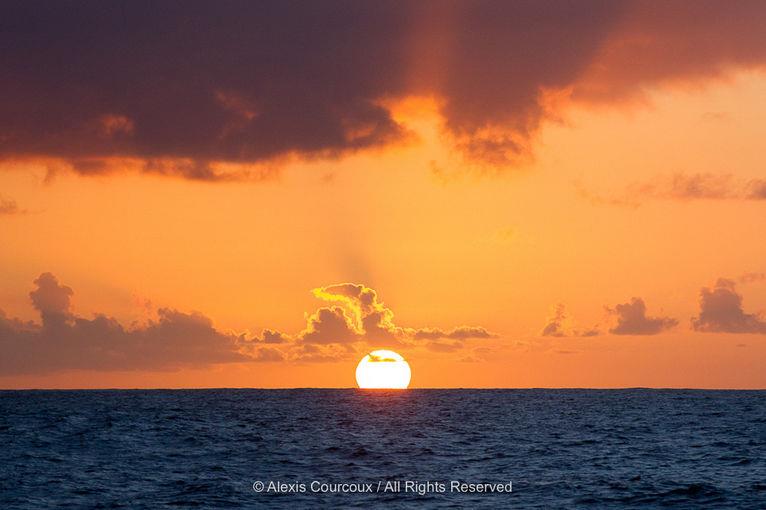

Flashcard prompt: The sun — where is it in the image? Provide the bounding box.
[355,350,411,389]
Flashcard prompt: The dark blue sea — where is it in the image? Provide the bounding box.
[1,389,765,509]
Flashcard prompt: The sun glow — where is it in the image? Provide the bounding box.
[355,350,411,389]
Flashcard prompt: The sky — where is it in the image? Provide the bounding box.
[1,0,766,388]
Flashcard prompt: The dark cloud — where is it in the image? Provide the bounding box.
[572,1,766,102]
[541,304,600,337]
[692,279,766,333]
[2,1,765,179]
[0,273,260,375]
[607,297,677,335]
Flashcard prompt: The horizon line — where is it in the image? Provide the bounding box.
[2,386,765,392]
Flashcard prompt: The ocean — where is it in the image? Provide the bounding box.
[1,389,764,508]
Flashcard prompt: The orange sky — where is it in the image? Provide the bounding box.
[2,3,766,388]
[2,71,766,388]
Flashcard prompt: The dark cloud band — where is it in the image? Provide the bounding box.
[2,1,765,179]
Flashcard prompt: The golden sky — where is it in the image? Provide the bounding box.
[1,2,766,388]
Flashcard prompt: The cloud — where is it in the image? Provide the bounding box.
[298,307,360,345]
[692,279,766,333]
[311,283,403,342]
[426,341,464,353]
[308,283,495,346]
[2,2,766,178]
[0,273,262,375]
[740,272,766,284]
[29,272,74,323]
[417,327,496,354]
[258,329,289,344]
[413,326,496,340]
[748,179,766,199]
[250,347,285,363]
[665,174,737,200]
[607,297,677,335]
[541,304,600,337]
[0,196,25,215]
[368,353,397,362]
[290,343,352,363]
[0,276,496,374]
[581,174,766,207]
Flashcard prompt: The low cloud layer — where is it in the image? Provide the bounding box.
[0,276,495,374]
[2,2,766,179]
[692,279,766,333]
[607,297,677,335]
[0,273,256,375]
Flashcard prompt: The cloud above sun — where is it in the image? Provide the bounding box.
[2,1,766,179]
[0,275,495,375]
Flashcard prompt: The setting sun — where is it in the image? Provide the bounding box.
[355,350,412,389]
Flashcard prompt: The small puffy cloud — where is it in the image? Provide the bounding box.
[692,279,766,334]
[541,304,568,337]
[607,297,677,335]
[0,196,25,215]
[29,272,74,321]
[541,304,599,337]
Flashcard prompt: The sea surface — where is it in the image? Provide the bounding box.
[0,389,765,509]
